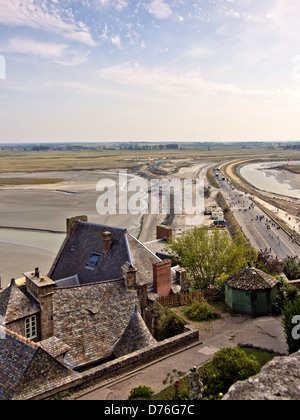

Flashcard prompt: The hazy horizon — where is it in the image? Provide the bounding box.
[1,1,300,143]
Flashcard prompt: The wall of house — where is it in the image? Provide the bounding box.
[225,285,278,317]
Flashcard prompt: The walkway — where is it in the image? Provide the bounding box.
[76,313,287,400]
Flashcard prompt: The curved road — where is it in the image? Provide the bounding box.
[217,173,299,260]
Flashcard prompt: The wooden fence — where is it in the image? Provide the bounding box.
[157,289,222,308]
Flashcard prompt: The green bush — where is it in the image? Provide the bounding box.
[183,301,220,322]
[157,307,185,341]
[282,295,300,354]
[128,385,155,400]
[284,259,300,280]
[272,283,299,316]
[200,347,260,397]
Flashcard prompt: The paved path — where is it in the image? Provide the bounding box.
[77,314,288,400]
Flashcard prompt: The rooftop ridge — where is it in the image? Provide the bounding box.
[77,220,127,232]
[0,326,40,349]
[55,277,125,290]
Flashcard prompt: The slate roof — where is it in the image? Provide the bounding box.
[52,279,139,368]
[225,267,280,291]
[40,336,71,359]
[0,327,77,400]
[126,233,161,285]
[0,279,39,324]
[50,222,129,285]
[49,220,163,287]
[112,305,157,358]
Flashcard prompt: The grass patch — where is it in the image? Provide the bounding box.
[241,347,279,369]
[0,178,64,186]
[182,301,220,323]
[152,346,279,401]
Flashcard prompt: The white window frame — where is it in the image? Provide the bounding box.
[25,315,37,340]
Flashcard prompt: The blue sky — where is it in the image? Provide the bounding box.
[0,0,300,143]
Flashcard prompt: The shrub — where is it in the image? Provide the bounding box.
[272,283,299,316]
[183,301,220,322]
[284,259,300,280]
[200,347,260,396]
[157,307,185,341]
[128,385,155,400]
[282,295,300,354]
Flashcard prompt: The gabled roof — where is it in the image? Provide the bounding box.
[112,305,156,358]
[52,278,139,368]
[225,267,280,291]
[0,279,39,324]
[0,327,77,400]
[49,220,163,287]
[0,327,38,400]
[50,221,130,285]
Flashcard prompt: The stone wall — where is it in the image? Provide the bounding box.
[223,351,300,400]
[35,325,199,400]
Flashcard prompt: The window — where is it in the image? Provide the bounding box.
[85,253,100,270]
[25,315,37,340]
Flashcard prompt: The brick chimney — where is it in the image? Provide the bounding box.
[102,231,112,254]
[23,269,55,341]
[153,260,172,297]
[156,226,173,241]
[122,262,137,291]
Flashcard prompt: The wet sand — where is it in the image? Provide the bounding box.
[0,162,212,288]
[240,161,300,199]
[0,170,147,287]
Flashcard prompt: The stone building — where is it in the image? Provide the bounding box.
[0,326,79,400]
[0,216,195,399]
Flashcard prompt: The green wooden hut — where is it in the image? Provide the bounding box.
[225,267,280,317]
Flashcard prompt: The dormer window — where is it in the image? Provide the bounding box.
[85,253,100,271]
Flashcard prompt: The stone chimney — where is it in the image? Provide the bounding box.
[66,215,88,238]
[156,226,173,241]
[23,269,55,341]
[122,262,138,291]
[153,260,172,297]
[102,231,112,254]
[176,268,191,292]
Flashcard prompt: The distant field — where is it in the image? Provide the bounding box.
[0,148,297,173]
[0,178,64,186]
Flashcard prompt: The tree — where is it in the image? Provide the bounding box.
[167,227,257,290]
[282,295,300,354]
[284,259,300,280]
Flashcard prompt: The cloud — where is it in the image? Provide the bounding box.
[1,37,68,59]
[148,0,172,19]
[0,37,91,66]
[98,61,299,99]
[0,0,97,46]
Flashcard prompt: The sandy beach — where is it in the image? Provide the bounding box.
[0,161,213,288]
[0,170,148,287]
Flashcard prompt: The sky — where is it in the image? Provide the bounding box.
[0,0,300,143]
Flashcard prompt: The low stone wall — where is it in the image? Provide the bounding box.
[37,325,199,400]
